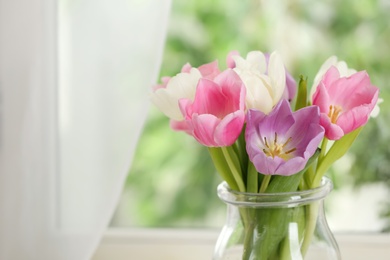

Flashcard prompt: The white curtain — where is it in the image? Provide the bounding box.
[0,0,171,259]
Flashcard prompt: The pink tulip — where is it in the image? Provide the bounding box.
[312,66,379,140]
[178,69,246,147]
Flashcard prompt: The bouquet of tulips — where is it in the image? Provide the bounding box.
[150,50,379,259]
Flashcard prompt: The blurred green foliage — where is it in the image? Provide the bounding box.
[114,0,390,230]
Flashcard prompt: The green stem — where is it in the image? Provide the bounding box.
[221,146,246,192]
[241,208,255,260]
[311,139,329,187]
[237,127,248,181]
[259,175,272,193]
[318,138,329,165]
[301,202,320,257]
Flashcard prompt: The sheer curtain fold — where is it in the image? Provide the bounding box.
[0,0,171,259]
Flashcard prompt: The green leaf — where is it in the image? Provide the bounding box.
[313,127,363,186]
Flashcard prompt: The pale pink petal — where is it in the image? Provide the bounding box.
[170,119,192,134]
[181,63,192,73]
[198,60,220,80]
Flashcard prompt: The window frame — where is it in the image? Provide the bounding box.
[93,228,390,259]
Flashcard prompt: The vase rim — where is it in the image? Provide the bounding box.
[217,177,333,207]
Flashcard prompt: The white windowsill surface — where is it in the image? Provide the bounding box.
[92,228,390,260]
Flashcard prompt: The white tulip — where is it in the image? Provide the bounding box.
[232,51,286,114]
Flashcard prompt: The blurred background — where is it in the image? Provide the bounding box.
[111,0,390,232]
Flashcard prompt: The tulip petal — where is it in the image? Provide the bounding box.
[268,52,286,104]
[226,50,240,68]
[276,157,306,176]
[170,119,192,134]
[320,114,344,140]
[191,114,220,146]
[214,111,245,146]
[198,60,220,80]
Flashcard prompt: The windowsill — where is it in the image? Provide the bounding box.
[92,228,390,260]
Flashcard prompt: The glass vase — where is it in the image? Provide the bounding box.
[213,177,340,260]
